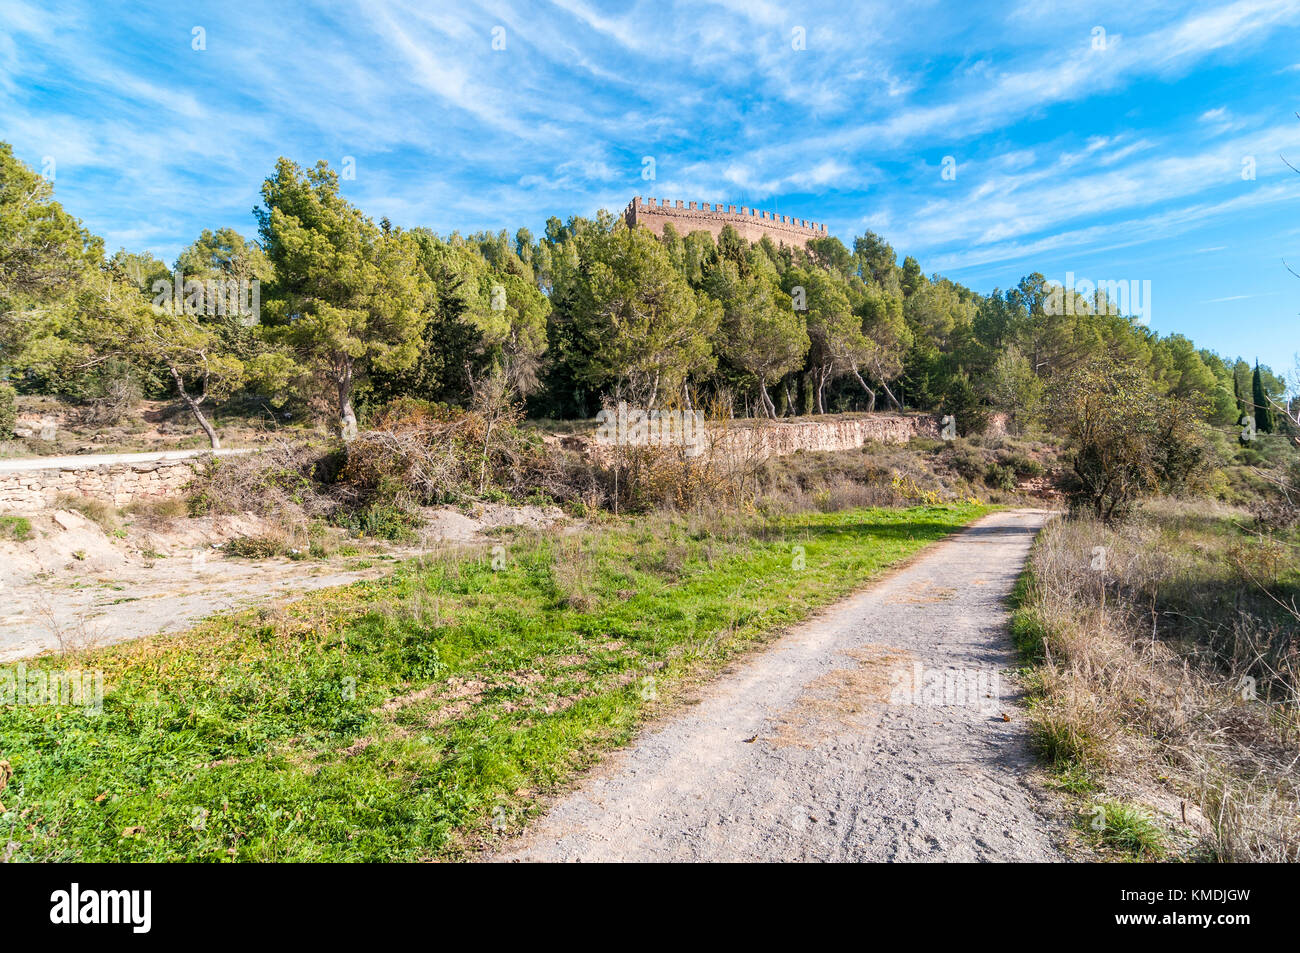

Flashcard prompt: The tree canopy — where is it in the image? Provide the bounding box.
[0,142,1291,455]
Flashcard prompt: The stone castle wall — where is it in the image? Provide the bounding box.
[624,197,827,248]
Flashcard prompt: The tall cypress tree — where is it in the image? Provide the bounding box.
[1252,361,1276,434]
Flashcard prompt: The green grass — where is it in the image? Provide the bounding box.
[0,502,986,861]
[0,514,32,541]
[1086,800,1167,860]
[1008,568,1047,662]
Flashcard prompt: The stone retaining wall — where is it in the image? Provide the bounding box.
[0,457,203,512]
[1,412,973,512]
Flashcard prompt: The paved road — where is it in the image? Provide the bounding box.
[0,448,249,472]
[495,508,1064,862]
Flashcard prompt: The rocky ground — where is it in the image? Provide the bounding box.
[0,502,566,660]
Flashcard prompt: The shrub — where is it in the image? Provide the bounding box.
[1090,801,1167,859]
[1049,359,1209,520]
[984,463,1017,491]
[340,401,528,506]
[188,441,336,517]
[996,450,1044,479]
[946,443,987,483]
[0,382,15,439]
[224,535,290,558]
[334,502,422,541]
[122,497,189,524]
[76,361,142,427]
[54,494,120,533]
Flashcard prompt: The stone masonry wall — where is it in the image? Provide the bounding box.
[624,196,827,248]
[0,458,203,513]
[1,414,951,513]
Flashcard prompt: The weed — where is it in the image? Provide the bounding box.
[0,514,32,541]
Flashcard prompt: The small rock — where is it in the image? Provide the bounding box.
[52,510,89,531]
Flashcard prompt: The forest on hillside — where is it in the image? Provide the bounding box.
[4,143,1300,865]
[0,144,1294,452]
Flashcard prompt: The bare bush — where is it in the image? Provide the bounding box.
[1019,505,1300,860]
[593,396,768,513]
[340,398,591,508]
[188,439,338,519]
[77,374,142,427]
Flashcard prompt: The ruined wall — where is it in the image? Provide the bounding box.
[624,197,827,248]
[2,415,948,514]
[567,412,943,462]
[705,413,940,458]
[0,453,225,512]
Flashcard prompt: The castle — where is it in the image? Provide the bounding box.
[623,196,827,248]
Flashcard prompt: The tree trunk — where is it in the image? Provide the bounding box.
[480,417,495,493]
[851,367,877,412]
[880,379,901,410]
[758,380,777,418]
[167,364,220,449]
[338,361,358,442]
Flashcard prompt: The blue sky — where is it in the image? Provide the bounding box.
[2,0,1299,373]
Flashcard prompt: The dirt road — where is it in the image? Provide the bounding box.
[496,508,1064,862]
[0,557,400,661]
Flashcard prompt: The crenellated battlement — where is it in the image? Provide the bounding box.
[623,196,827,248]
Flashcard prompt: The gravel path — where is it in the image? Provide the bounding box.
[495,508,1065,862]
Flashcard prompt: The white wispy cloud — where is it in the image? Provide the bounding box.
[0,0,1297,279]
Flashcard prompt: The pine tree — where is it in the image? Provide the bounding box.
[1252,361,1276,434]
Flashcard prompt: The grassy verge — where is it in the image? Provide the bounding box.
[1,502,987,861]
[1011,498,1300,861]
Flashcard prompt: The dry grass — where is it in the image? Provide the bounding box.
[341,399,596,509]
[751,434,1061,515]
[53,493,121,533]
[188,438,337,520]
[1016,499,1300,861]
[121,495,189,527]
[29,591,105,660]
